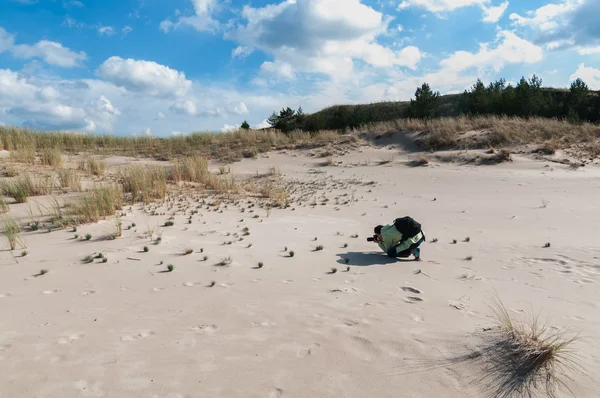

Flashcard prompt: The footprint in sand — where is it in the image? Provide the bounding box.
[81,290,95,296]
[296,348,311,358]
[269,388,284,398]
[404,296,423,303]
[182,282,197,287]
[0,293,10,298]
[0,343,11,352]
[189,324,218,334]
[42,289,60,295]
[281,280,294,284]
[574,278,594,284]
[152,287,164,292]
[412,316,424,323]
[401,286,421,294]
[58,333,84,344]
[121,330,155,342]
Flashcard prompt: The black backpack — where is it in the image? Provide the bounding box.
[393,216,422,239]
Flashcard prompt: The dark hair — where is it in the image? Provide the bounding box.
[374,225,383,234]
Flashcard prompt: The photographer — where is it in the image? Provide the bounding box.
[368,216,425,261]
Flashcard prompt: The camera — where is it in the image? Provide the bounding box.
[367,235,377,242]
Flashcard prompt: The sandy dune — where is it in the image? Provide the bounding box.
[1,143,599,397]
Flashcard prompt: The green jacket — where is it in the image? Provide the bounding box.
[377,224,423,256]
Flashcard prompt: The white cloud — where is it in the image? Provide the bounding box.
[509,0,600,53]
[122,26,133,37]
[232,45,253,59]
[98,26,115,36]
[579,46,600,55]
[160,0,220,33]
[482,1,509,23]
[228,0,421,81]
[569,63,600,90]
[170,99,198,116]
[398,0,488,13]
[221,124,239,132]
[0,68,120,132]
[96,56,192,96]
[0,27,86,67]
[63,0,84,7]
[154,111,166,120]
[253,119,271,129]
[439,30,543,74]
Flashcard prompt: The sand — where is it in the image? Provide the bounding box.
[1,143,599,397]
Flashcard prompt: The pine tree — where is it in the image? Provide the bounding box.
[240,120,250,130]
[410,83,440,118]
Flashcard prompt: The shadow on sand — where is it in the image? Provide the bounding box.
[336,251,414,266]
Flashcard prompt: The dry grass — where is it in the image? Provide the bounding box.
[57,168,82,191]
[397,293,583,398]
[79,156,106,176]
[351,115,600,155]
[67,185,124,224]
[10,148,35,164]
[1,215,24,250]
[407,154,429,167]
[0,125,350,162]
[0,174,54,203]
[469,294,583,398]
[169,155,209,183]
[119,165,168,204]
[40,148,63,167]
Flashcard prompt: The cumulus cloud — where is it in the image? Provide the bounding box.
[481,1,509,23]
[170,99,249,118]
[160,0,220,33]
[0,27,87,67]
[509,0,600,53]
[439,30,543,74]
[0,68,120,132]
[227,0,421,80]
[170,99,198,116]
[569,63,600,90]
[232,45,253,59]
[221,124,239,132]
[96,56,192,96]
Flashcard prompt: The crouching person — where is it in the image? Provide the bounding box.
[372,216,425,261]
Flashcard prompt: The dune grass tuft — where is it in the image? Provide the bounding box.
[473,294,583,398]
[2,215,24,251]
[40,148,63,167]
[119,165,167,204]
[68,185,123,224]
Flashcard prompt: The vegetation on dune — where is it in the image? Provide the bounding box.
[1,215,24,250]
[0,125,348,162]
[67,185,124,224]
[267,76,600,133]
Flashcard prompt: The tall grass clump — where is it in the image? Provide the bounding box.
[57,168,82,191]
[1,175,35,203]
[2,215,24,250]
[473,294,583,398]
[10,148,36,164]
[40,148,63,167]
[79,156,106,176]
[168,155,209,183]
[119,165,167,203]
[68,185,123,224]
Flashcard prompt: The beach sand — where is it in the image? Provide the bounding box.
[1,144,599,397]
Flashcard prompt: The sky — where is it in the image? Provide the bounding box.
[0,0,599,136]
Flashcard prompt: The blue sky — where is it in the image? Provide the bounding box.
[0,0,599,136]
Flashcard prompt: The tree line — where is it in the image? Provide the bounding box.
[241,75,600,132]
